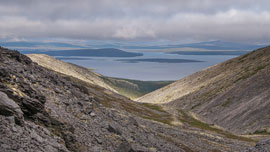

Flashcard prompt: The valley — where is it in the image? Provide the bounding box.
[1,46,269,152]
[1,1,270,151]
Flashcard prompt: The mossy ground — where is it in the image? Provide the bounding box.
[102,76,174,99]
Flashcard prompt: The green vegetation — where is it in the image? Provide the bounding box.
[178,109,256,143]
[102,76,174,99]
[101,98,173,125]
[253,130,270,135]
[142,103,168,113]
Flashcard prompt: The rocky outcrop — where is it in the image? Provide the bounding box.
[244,139,270,152]
[0,91,24,126]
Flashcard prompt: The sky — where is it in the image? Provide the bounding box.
[0,0,270,44]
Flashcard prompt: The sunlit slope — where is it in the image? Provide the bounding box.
[27,54,117,92]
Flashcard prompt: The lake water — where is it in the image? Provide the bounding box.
[58,52,237,81]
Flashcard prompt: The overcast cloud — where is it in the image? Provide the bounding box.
[0,0,270,43]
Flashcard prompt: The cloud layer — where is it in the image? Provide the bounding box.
[0,0,270,43]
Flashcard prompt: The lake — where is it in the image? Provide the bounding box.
[55,51,238,81]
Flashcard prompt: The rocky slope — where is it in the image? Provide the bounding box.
[27,54,172,99]
[137,46,270,135]
[0,47,265,151]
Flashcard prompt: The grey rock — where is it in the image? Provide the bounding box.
[0,91,23,117]
[92,146,103,152]
[114,139,134,152]
[44,145,57,152]
[107,124,122,135]
[30,131,44,143]
[11,126,17,132]
[90,112,96,117]
[95,137,102,144]
[0,91,24,125]
[95,132,100,137]
[129,117,139,127]
[254,139,270,152]
[1,143,10,149]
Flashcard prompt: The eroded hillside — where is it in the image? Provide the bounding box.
[138,46,270,135]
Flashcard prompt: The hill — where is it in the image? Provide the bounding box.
[27,54,117,92]
[0,41,85,48]
[22,48,143,57]
[27,54,172,99]
[1,47,265,151]
[102,77,173,99]
[137,46,270,135]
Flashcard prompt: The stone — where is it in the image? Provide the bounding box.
[1,143,10,149]
[90,112,96,117]
[21,98,44,116]
[107,124,122,135]
[95,137,102,144]
[0,91,23,117]
[0,91,24,125]
[95,132,100,137]
[80,115,88,120]
[92,146,103,152]
[11,126,18,132]
[44,145,57,152]
[31,131,44,143]
[129,117,139,127]
[114,139,135,152]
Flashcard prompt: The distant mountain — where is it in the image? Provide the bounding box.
[121,40,265,51]
[22,48,143,57]
[137,46,270,135]
[0,41,85,48]
[168,40,264,50]
[1,40,265,51]
[168,51,250,55]
[117,58,203,63]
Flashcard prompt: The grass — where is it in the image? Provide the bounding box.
[102,76,174,99]
[124,103,173,126]
[178,109,256,143]
[157,133,194,152]
[98,92,174,126]
[253,130,270,135]
[142,103,168,113]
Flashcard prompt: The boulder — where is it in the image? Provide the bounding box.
[114,139,135,152]
[0,91,23,116]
